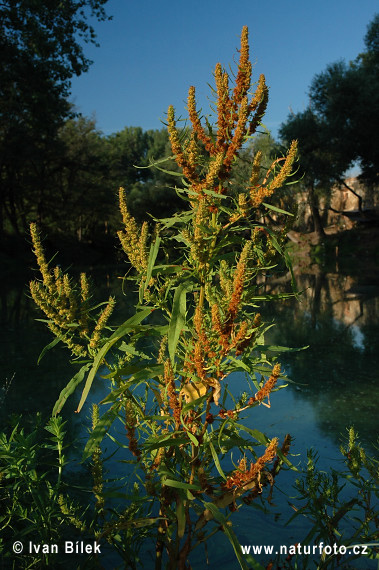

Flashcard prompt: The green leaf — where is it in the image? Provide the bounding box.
[284,248,299,296]
[140,236,161,303]
[37,336,61,364]
[76,308,153,413]
[137,155,183,178]
[202,502,250,570]
[144,435,189,451]
[186,431,199,447]
[152,210,193,229]
[209,440,227,480]
[150,163,186,177]
[262,202,294,216]
[52,363,91,416]
[163,479,201,491]
[168,282,192,364]
[100,364,164,404]
[151,264,186,276]
[176,498,186,538]
[237,425,270,446]
[102,363,148,380]
[118,342,150,359]
[258,344,308,353]
[82,401,123,462]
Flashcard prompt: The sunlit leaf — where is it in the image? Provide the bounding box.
[168,282,192,364]
[37,336,61,364]
[52,363,91,416]
[76,308,153,413]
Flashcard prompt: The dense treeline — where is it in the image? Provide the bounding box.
[0,1,185,250]
[1,2,378,253]
[0,0,110,241]
[1,118,184,243]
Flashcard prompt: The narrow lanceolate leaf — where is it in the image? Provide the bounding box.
[140,236,161,303]
[52,363,91,416]
[209,440,227,480]
[262,202,294,216]
[168,282,192,364]
[100,364,164,404]
[76,308,153,413]
[38,336,61,365]
[82,401,123,462]
[284,248,299,296]
[144,435,189,452]
[258,344,308,353]
[202,503,250,570]
[176,498,186,539]
[163,479,201,491]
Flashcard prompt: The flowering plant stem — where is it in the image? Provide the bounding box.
[30,27,299,569]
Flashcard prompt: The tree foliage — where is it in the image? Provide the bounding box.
[279,14,379,236]
[309,15,379,183]
[0,0,110,235]
[1,0,109,129]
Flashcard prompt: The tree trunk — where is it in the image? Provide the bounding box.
[336,178,363,213]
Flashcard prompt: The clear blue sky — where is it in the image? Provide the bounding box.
[69,0,378,139]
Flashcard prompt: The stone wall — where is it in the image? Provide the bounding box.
[295,177,378,231]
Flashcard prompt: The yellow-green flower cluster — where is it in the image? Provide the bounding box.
[117,187,149,273]
[29,223,115,357]
[91,404,104,513]
[58,495,86,531]
[249,140,298,208]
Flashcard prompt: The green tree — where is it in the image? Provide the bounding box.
[108,127,185,221]
[51,116,114,242]
[309,15,379,183]
[279,108,349,238]
[0,0,110,236]
[279,14,379,238]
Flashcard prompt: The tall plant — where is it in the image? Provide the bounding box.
[30,27,298,569]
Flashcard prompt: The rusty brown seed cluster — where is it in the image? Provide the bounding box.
[224,437,279,490]
[167,26,297,211]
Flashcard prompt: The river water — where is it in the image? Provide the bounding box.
[1,262,378,568]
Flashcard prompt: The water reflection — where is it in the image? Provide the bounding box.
[262,270,379,451]
[1,264,378,567]
[2,266,378,447]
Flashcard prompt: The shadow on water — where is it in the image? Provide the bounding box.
[0,264,137,428]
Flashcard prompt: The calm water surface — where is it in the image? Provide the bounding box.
[1,264,378,568]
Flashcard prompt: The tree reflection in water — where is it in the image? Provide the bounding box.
[262,270,379,451]
[2,267,378,445]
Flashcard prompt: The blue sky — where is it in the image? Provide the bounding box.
[69,0,378,139]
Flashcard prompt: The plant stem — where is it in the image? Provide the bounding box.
[155,504,165,570]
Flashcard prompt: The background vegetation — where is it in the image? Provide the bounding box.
[1,5,378,260]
